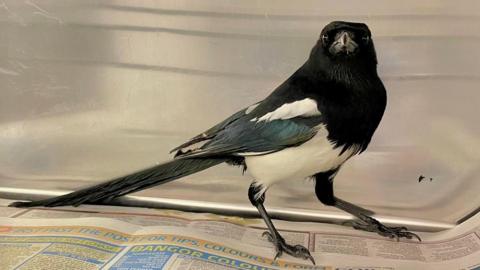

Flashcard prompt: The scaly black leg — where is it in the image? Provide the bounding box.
[248,183,315,265]
[314,170,421,241]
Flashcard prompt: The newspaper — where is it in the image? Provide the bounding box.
[0,199,479,270]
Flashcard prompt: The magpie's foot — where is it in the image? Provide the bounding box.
[350,214,421,242]
[262,231,315,265]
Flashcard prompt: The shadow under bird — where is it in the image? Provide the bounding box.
[10,21,421,264]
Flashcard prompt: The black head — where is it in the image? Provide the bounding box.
[308,21,378,80]
[319,21,375,61]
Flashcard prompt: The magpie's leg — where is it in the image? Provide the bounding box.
[248,183,315,264]
[314,170,421,241]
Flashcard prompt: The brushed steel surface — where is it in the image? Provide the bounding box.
[0,187,454,232]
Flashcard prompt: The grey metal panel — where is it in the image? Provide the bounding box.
[0,187,454,232]
[0,1,479,225]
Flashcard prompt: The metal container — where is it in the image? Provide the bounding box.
[1,0,479,231]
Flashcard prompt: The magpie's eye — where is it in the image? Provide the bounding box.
[362,35,370,44]
[321,34,329,44]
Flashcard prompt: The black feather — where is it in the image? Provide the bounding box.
[9,158,226,208]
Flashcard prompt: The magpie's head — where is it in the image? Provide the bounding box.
[320,21,375,60]
[309,21,378,78]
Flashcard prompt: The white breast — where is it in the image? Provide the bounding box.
[244,125,359,190]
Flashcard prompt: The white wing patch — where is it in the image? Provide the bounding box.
[252,98,320,123]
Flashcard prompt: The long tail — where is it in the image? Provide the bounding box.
[9,158,226,208]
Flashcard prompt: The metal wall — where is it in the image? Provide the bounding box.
[0,0,479,225]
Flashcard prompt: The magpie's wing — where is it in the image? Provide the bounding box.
[175,114,324,158]
[170,102,261,154]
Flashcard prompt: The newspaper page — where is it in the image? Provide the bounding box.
[0,199,479,270]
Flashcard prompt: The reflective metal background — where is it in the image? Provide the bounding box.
[0,0,479,225]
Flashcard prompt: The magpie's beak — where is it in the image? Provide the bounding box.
[329,31,358,56]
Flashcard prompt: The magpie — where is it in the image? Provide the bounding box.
[9,21,420,264]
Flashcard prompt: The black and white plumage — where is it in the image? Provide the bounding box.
[171,21,386,201]
[10,21,420,264]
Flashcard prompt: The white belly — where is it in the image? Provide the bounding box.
[243,126,358,188]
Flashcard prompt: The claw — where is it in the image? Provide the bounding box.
[261,230,315,265]
[274,250,282,261]
[262,231,275,242]
[293,245,315,265]
[351,214,422,242]
[402,231,422,242]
